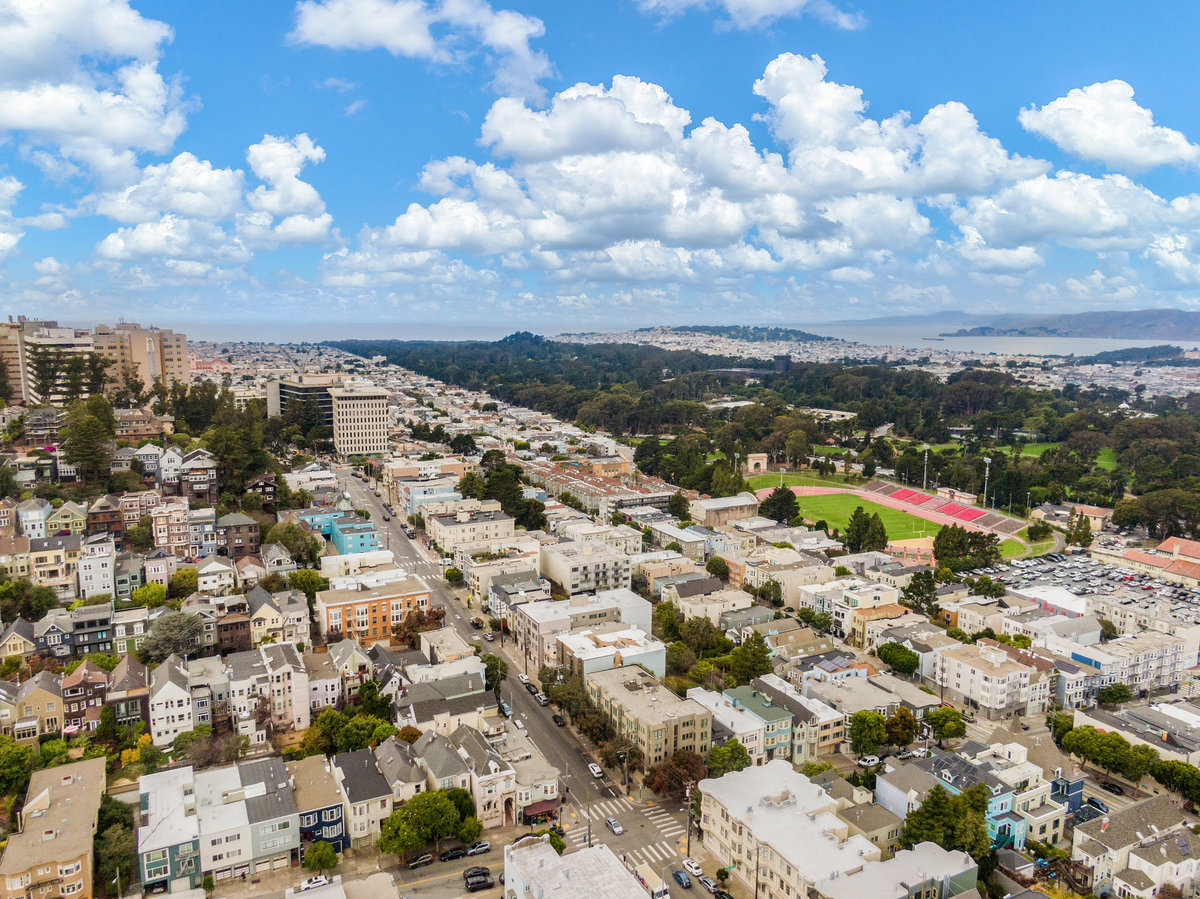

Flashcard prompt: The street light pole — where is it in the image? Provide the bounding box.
[982,456,992,509]
[922,444,929,492]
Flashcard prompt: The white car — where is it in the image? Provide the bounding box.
[605,817,623,835]
[518,673,530,684]
[588,763,603,778]
[299,876,330,892]
[682,859,703,878]
[857,755,880,767]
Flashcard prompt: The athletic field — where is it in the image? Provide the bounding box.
[792,494,943,539]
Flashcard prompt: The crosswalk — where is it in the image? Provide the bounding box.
[566,797,689,870]
[643,805,686,840]
[576,797,635,820]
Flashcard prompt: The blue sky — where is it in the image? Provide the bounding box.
[3,0,1200,339]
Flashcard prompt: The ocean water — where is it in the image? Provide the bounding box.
[803,322,1199,357]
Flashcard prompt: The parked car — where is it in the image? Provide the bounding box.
[406,854,433,869]
[466,840,491,856]
[440,846,467,862]
[552,713,566,726]
[714,891,735,899]
[698,875,720,894]
[1086,796,1110,814]
[525,682,539,695]
[483,632,495,641]
[464,866,491,880]
[682,859,703,878]
[299,876,330,892]
[1100,781,1126,796]
[465,875,494,893]
[518,673,530,684]
[536,692,549,706]
[605,817,623,835]
[499,700,512,717]
[672,870,693,889]
[589,763,603,778]
[857,755,880,767]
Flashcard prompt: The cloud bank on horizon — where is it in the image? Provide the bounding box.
[1,0,1199,331]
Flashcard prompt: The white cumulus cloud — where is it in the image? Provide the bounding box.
[1020,80,1200,172]
[290,0,552,100]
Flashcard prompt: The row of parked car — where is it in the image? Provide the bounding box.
[403,839,492,874]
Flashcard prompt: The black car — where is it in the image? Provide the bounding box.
[465,875,494,893]
[525,682,539,695]
[440,846,467,862]
[405,854,433,869]
[463,866,491,880]
[552,714,566,726]
[1100,781,1126,796]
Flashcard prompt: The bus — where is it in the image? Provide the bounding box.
[634,863,669,899]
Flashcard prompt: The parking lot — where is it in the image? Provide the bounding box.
[961,552,1200,604]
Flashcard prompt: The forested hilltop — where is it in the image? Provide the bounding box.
[331,333,1200,535]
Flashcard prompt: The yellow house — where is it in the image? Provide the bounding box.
[28,535,82,600]
[0,535,30,579]
[14,671,62,743]
[0,619,35,662]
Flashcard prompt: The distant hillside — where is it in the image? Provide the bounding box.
[663,325,832,343]
[941,309,1200,339]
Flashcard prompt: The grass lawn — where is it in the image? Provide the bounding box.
[1000,538,1026,558]
[791,494,943,539]
[1096,447,1117,471]
[1016,527,1056,556]
[747,472,857,491]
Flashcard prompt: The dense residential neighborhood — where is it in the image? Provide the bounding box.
[0,323,1197,899]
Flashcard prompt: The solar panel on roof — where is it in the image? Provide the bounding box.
[1179,838,1190,856]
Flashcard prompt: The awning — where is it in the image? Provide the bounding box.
[521,798,560,818]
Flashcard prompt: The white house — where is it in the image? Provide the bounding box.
[78,533,116,598]
[149,654,193,747]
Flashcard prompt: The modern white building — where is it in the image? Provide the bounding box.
[538,540,632,596]
[504,838,646,899]
[934,643,1035,720]
[77,533,116,599]
[149,654,193,748]
[686,687,768,765]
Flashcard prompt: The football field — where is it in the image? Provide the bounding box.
[792,493,943,539]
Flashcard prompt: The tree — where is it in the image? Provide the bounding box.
[707,739,752,777]
[264,520,323,568]
[481,653,507,695]
[644,749,708,796]
[202,876,215,898]
[378,790,460,854]
[304,841,339,876]
[125,516,154,552]
[1098,683,1133,705]
[848,710,887,755]
[95,823,137,895]
[925,706,966,744]
[446,787,475,822]
[877,642,920,676]
[356,681,392,719]
[457,816,483,845]
[757,579,783,608]
[668,491,690,519]
[1098,618,1119,641]
[729,631,773,684]
[444,567,463,585]
[758,487,799,525]
[289,569,328,604]
[900,570,938,618]
[705,556,729,580]
[168,568,198,599]
[60,412,113,483]
[131,583,168,608]
[143,611,203,662]
[844,506,888,553]
[886,706,919,748]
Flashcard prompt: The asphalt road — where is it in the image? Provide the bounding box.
[335,469,704,897]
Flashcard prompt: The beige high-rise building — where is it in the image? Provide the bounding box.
[92,322,189,390]
[330,385,389,455]
[0,317,188,407]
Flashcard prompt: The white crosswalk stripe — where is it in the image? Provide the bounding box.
[626,841,679,866]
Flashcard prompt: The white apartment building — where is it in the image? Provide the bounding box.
[538,540,632,596]
[1038,630,1185,694]
[686,688,768,765]
[149,654,193,748]
[77,533,116,599]
[935,643,1035,720]
[700,760,882,899]
[1086,593,1200,667]
[330,386,389,456]
[426,508,515,553]
[510,589,651,671]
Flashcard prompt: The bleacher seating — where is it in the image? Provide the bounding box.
[905,493,932,506]
[923,498,949,512]
[953,507,986,522]
[976,512,1005,528]
[890,489,916,501]
[939,503,965,517]
[863,480,893,494]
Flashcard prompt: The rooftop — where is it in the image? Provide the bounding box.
[504,838,646,899]
[814,841,976,899]
[0,758,106,878]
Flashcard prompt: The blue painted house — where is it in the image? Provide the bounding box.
[916,750,1025,850]
[286,754,350,855]
[332,518,380,555]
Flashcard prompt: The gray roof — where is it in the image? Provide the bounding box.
[218,512,257,527]
[914,750,1008,796]
[239,757,298,823]
[413,731,469,781]
[150,654,189,698]
[877,763,941,799]
[672,576,723,598]
[1075,794,1183,852]
[334,749,391,803]
[374,736,427,786]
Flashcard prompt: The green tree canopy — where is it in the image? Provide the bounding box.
[303,842,338,875]
[729,631,773,684]
[848,710,887,755]
[758,487,799,525]
[925,706,966,744]
[877,641,920,676]
[707,739,752,778]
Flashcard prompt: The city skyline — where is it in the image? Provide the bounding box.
[3,1,1200,335]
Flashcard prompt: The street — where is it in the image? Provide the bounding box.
[334,469,712,897]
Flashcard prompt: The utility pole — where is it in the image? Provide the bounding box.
[685,781,694,856]
[922,444,930,491]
